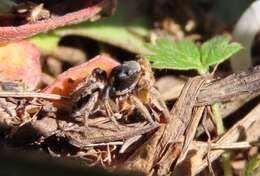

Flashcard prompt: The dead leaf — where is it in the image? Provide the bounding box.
[43,55,119,96]
[0,41,41,90]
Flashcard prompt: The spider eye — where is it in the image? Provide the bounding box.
[110,61,141,94]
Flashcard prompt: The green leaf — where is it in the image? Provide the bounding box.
[146,36,242,74]
[54,0,151,55]
[26,1,151,54]
[244,155,260,176]
[28,33,60,52]
[200,36,242,68]
[146,38,202,71]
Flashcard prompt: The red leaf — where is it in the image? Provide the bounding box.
[0,0,113,43]
[43,55,120,96]
[0,41,41,90]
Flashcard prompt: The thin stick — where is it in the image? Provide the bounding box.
[0,92,69,100]
[203,107,215,176]
[210,141,252,150]
[77,141,124,147]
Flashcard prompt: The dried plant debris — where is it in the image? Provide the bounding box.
[2,58,260,175]
[0,58,169,168]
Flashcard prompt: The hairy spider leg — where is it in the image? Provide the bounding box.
[150,87,171,122]
[129,95,155,124]
[76,92,99,126]
[70,67,107,99]
[70,68,107,125]
[102,86,121,129]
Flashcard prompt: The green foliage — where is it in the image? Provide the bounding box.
[28,33,60,52]
[146,38,202,71]
[146,36,242,74]
[27,0,151,55]
[200,37,242,67]
[244,155,260,176]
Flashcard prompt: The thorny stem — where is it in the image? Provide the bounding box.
[211,103,232,176]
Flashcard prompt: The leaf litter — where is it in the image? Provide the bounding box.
[0,51,259,175]
[1,1,260,176]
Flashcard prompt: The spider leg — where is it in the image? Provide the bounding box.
[150,87,171,121]
[70,68,108,126]
[103,100,121,129]
[129,95,155,124]
[72,91,99,126]
[70,67,107,101]
[103,86,121,129]
[71,82,104,103]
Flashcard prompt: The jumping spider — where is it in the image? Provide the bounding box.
[70,59,170,128]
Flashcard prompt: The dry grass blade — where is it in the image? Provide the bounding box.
[176,106,205,164]
[194,102,260,175]
[0,91,69,100]
[194,141,253,150]
[210,141,252,150]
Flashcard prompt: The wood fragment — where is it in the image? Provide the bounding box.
[155,76,206,175]
[176,106,205,164]
[65,123,160,148]
[194,102,260,175]
[123,76,206,175]
[197,65,260,105]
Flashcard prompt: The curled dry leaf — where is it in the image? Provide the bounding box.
[0,0,115,43]
[43,55,120,96]
[0,41,41,90]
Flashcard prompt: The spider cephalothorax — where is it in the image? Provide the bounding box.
[70,59,169,127]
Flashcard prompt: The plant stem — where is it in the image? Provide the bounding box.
[222,152,232,176]
[199,65,232,175]
[211,103,224,134]
[211,103,232,176]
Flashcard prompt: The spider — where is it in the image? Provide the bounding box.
[70,58,170,128]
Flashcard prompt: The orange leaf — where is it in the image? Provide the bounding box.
[43,55,120,96]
